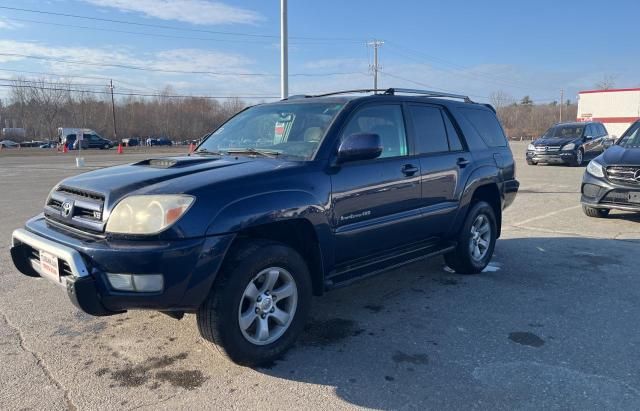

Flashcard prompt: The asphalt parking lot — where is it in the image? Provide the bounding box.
[1,142,639,410]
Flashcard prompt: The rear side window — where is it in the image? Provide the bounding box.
[459,108,507,147]
[443,113,464,151]
[408,105,449,154]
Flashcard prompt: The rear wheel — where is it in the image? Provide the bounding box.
[582,205,610,218]
[197,240,312,366]
[445,201,497,274]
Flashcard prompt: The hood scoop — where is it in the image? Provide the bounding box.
[135,157,218,169]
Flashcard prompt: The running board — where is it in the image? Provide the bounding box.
[324,241,456,290]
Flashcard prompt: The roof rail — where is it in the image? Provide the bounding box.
[284,88,475,103]
[310,89,386,98]
[383,88,473,103]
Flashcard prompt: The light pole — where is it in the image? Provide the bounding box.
[280,0,288,99]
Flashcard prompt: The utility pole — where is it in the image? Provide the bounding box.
[559,88,564,122]
[367,40,384,91]
[280,0,288,99]
[109,79,118,142]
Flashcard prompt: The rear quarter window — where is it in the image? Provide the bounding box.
[459,107,507,148]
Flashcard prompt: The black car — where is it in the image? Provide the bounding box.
[526,121,609,166]
[10,88,519,366]
[66,133,113,150]
[148,137,173,146]
[122,137,140,147]
[581,120,640,217]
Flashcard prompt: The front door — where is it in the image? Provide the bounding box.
[331,103,422,264]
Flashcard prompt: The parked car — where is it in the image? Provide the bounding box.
[526,121,609,166]
[0,140,19,148]
[58,128,113,150]
[11,88,519,366]
[147,137,173,146]
[581,120,640,217]
[122,137,140,147]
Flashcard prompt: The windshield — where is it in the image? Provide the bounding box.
[197,102,344,160]
[617,122,640,148]
[543,125,584,139]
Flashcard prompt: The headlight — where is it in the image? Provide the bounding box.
[527,144,535,151]
[586,160,604,178]
[106,195,194,234]
[562,143,575,151]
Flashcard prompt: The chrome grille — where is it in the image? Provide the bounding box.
[606,166,640,185]
[534,145,561,153]
[44,186,106,233]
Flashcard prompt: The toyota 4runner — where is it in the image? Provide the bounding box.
[11,88,519,366]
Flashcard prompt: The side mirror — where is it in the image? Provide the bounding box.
[336,133,382,163]
[583,135,593,141]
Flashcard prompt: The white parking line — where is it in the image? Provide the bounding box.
[512,205,581,226]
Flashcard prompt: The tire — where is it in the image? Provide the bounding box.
[572,149,584,167]
[197,239,312,366]
[444,201,497,274]
[582,205,610,218]
[527,159,537,166]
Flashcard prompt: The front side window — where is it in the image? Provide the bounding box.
[342,105,408,158]
[199,102,345,160]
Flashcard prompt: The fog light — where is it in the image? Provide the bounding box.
[106,273,163,292]
[582,183,601,198]
[107,273,134,291]
[132,274,164,292]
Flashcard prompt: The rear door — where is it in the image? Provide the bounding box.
[330,103,423,264]
[407,104,470,237]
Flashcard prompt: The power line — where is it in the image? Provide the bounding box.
[0,5,364,42]
[0,52,363,77]
[385,42,552,92]
[0,83,279,99]
[6,16,353,46]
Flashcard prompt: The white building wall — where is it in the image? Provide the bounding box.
[577,89,640,138]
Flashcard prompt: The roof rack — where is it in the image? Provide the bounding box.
[282,88,474,103]
[383,88,473,103]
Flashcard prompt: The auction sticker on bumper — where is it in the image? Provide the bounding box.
[39,250,59,280]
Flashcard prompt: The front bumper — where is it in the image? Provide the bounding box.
[526,150,577,164]
[580,173,640,212]
[11,215,234,316]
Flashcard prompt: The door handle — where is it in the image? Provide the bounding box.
[457,158,471,168]
[401,164,419,176]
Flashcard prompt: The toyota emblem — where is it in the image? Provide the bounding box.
[61,201,73,218]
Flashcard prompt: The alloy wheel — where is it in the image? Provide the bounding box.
[238,267,298,346]
[469,214,491,261]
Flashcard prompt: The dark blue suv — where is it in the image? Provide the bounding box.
[10,88,518,366]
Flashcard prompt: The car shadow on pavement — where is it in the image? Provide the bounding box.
[254,236,640,409]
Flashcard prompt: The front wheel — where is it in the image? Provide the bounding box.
[197,240,312,366]
[571,149,584,166]
[445,201,497,274]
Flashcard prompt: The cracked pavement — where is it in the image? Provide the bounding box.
[1,143,639,410]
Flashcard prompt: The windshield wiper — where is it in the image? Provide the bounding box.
[192,148,225,156]
[223,148,281,158]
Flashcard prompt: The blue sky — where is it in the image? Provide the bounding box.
[0,0,637,103]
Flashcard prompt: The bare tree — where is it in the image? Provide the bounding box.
[595,74,617,90]
[489,91,514,110]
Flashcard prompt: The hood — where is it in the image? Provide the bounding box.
[58,155,289,207]
[600,145,640,166]
[534,137,579,146]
